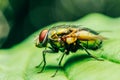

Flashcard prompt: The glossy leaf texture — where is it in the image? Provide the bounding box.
[0,13,120,80]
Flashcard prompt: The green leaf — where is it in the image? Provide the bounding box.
[0,13,120,80]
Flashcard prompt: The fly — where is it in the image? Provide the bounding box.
[35,25,106,77]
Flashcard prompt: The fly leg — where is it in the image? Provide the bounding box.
[36,49,57,73]
[36,45,59,73]
[51,53,65,77]
[36,60,43,68]
[36,50,46,68]
[37,50,47,73]
[80,44,103,61]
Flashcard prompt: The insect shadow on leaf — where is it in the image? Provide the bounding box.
[63,54,93,68]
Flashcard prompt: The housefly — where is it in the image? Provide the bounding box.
[35,25,106,77]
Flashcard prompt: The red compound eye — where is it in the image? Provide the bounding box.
[39,29,48,42]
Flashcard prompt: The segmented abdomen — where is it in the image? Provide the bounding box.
[80,40,102,50]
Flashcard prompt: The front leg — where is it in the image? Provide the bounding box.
[37,50,46,73]
[36,48,58,73]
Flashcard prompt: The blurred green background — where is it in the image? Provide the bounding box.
[0,0,120,48]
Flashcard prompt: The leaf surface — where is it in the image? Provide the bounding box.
[0,13,120,80]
